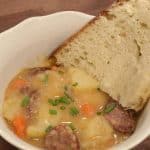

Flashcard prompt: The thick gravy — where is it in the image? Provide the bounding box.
[3,66,130,150]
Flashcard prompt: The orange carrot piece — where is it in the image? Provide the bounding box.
[11,79,27,89]
[13,115,26,138]
[80,103,94,117]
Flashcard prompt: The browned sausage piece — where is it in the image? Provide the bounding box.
[45,124,80,150]
[20,86,40,119]
[104,102,136,134]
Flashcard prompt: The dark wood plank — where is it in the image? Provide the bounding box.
[0,0,149,149]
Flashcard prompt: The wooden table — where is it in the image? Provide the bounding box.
[0,0,149,149]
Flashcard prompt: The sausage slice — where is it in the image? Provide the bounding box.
[104,102,136,134]
[45,124,80,150]
[20,86,40,119]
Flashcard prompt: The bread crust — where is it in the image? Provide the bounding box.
[48,0,150,111]
[49,0,123,58]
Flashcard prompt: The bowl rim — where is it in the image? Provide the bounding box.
[0,11,94,36]
[0,11,149,150]
[0,11,94,150]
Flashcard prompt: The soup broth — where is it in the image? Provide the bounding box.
[3,66,130,150]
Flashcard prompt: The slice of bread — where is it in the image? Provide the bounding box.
[51,0,150,111]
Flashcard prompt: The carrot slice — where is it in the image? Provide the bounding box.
[80,103,94,117]
[13,115,26,137]
[11,79,27,89]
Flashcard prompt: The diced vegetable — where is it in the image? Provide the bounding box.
[68,67,99,90]
[72,82,78,87]
[64,85,74,102]
[3,97,22,121]
[60,106,66,110]
[11,79,27,89]
[96,102,116,115]
[103,103,116,114]
[70,106,79,116]
[48,95,71,107]
[27,101,61,138]
[13,115,26,137]
[58,70,64,75]
[97,111,102,115]
[58,96,71,105]
[80,116,114,143]
[49,109,57,115]
[21,96,30,107]
[48,99,59,106]
[45,125,53,133]
[81,103,94,117]
[68,123,76,131]
[27,124,46,138]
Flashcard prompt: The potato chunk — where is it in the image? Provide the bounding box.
[79,116,114,149]
[27,101,61,138]
[68,67,99,90]
[3,97,22,121]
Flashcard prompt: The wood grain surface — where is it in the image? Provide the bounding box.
[0,0,149,149]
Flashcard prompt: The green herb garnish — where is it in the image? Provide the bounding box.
[70,106,79,116]
[72,82,78,87]
[21,96,30,107]
[103,102,116,114]
[58,96,71,105]
[64,85,74,102]
[68,123,76,131]
[58,70,64,75]
[96,111,102,115]
[48,99,59,106]
[49,109,57,115]
[60,106,66,110]
[96,103,116,115]
[64,92,73,102]
[45,125,53,133]
[42,74,49,84]
[48,96,71,106]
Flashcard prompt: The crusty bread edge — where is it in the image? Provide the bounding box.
[48,0,150,111]
[48,0,128,59]
[49,16,98,58]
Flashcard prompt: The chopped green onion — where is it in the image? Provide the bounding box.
[45,125,53,133]
[64,85,74,102]
[96,111,102,115]
[64,92,73,102]
[21,96,30,107]
[49,109,57,115]
[103,102,116,114]
[58,70,64,75]
[48,99,59,106]
[70,106,79,116]
[96,103,116,115]
[68,123,76,131]
[48,96,71,106]
[72,82,78,87]
[58,96,71,105]
[42,74,49,84]
[60,106,66,110]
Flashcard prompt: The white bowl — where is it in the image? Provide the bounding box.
[0,11,149,150]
